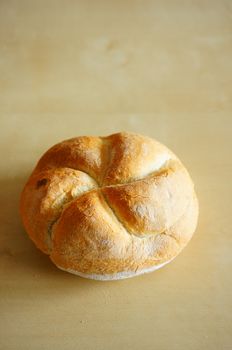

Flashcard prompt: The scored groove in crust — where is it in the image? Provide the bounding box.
[43,153,176,245]
[100,190,132,236]
[44,171,100,249]
[99,137,113,185]
[47,157,177,245]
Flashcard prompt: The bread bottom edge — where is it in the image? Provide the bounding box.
[55,259,173,281]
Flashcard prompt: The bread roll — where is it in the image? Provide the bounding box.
[20,132,198,280]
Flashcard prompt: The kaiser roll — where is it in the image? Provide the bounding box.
[20,132,198,280]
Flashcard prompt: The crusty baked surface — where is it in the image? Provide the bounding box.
[20,132,198,279]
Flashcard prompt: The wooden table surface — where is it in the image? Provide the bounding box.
[0,1,231,349]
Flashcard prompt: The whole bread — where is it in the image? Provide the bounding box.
[20,132,198,280]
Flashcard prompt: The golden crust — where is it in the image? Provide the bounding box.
[20,132,198,279]
[20,167,97,253]
[102,161,194,235]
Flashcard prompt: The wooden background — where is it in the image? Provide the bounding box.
[0,1,231,349]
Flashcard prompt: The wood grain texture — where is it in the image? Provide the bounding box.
[0,0,231,349]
